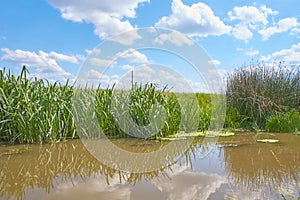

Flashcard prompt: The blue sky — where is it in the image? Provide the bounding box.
[0,0,299,91]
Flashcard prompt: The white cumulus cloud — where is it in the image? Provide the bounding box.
[228,5,278,42]
[48,51,79,63]
[120,64,134,71]
[155,0,231,37]
[0,48,78,81]
[88,57,115,67]
[115,48,149,63]
[78,69,120,88]
[154,31,194,46]
[109,29,142,45]
[228,5,277,26]
[48,0,149,39]
[246,50,260,56]
[260,42,300,65]
[231,23,253,42]
[259,17,299,40]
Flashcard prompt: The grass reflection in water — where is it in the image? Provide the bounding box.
[0,134,300,199]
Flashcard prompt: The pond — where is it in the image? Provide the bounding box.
[0,133,299,200]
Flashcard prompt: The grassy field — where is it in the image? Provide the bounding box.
[0,64,299,144]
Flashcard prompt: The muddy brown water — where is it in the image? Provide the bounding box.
[0,133,299,200]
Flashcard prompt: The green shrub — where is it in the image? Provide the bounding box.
[266,110,300,133]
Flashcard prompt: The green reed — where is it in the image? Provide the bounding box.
[94,83,182,139]
[1,66,214,143]
[226,62,300,129]
[73,81,212,139]
[0,66,76,144]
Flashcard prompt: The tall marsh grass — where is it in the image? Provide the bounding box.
[3,62,299,144]
[226,63,300,129]
[0,66,76,144]
[93,83,205,139]
[0,66,213,143]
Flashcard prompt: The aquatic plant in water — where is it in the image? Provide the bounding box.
[226,62,300,130]
[0,66,76,144]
